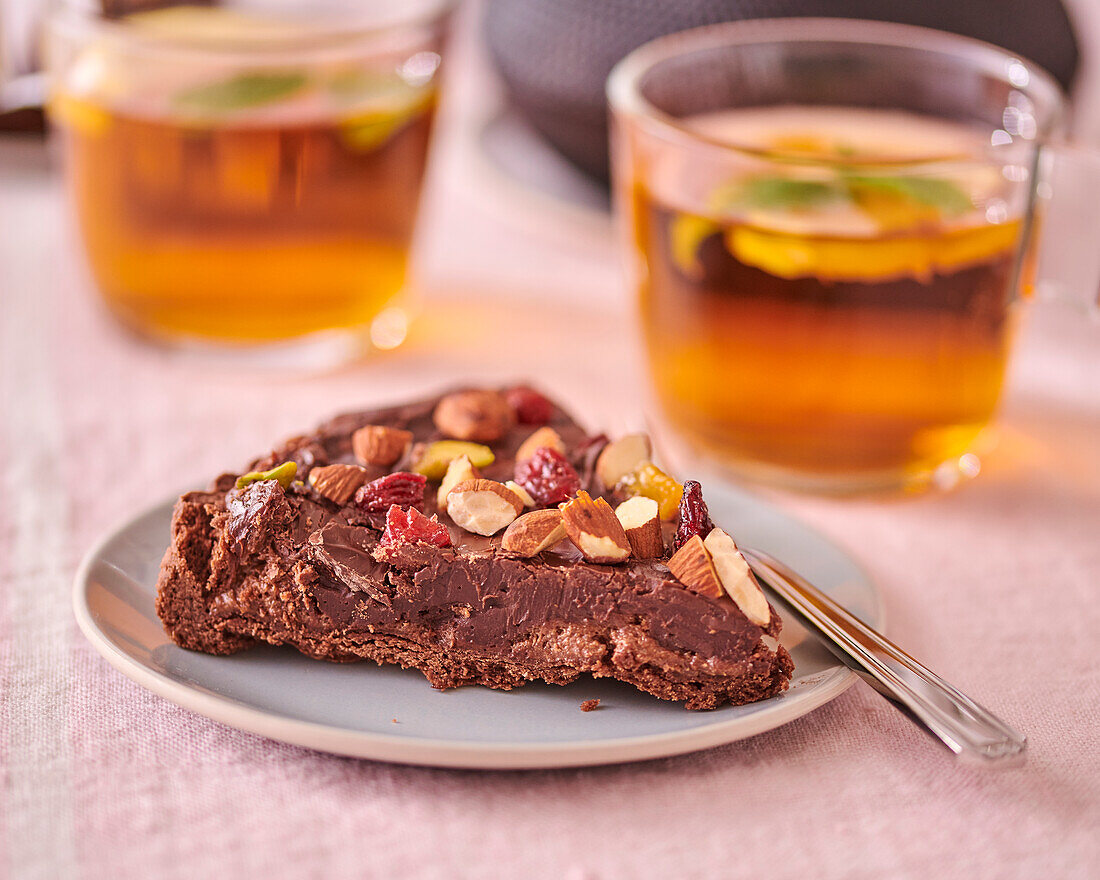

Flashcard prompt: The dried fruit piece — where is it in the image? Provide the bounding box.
[514,446,582,507]
[704,528,770,626]
[504,480,535,508]
[614,496,663,559]
[437,454,479,507]
[411,440,495,481]
[505,385,553,425]
[355,472,427,512]
[595,433,652,490]
[619,462,684,521]
[501,509,566,556]
[560,490,631,564]
[433,389,515,443]
[674,480,714,550]
[667,534,723,598]
[308,463,370,505]
[446,479,524,536]
[236,461,297,490]
[379,504,452,550]
[352,425,412,467]
[516,426,564,463]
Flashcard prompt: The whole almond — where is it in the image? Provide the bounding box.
[433,390,515,443]
[501,509,567,556]
[308,463,370,506]
[560,490,631,564]
[352,425,412,467]
[446,479,524,536]
[667,534,723,598]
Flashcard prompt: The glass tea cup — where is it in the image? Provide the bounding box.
[46,0,451,364]
[608,18,1098,494]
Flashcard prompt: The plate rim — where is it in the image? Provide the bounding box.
[73,497,871,770]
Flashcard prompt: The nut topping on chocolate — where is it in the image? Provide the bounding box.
[411,440,495,481]
[667,534,723,598]
[560,490,631,564]
[437,454,479,507]
[704,528,771,626]
[615,496,664,559]
[516,426,565,463]
[501,509,567,556]
[433,390,515,443]
[504,480,535,508]
[352,425,412,467]
[446,479,525,536]
[595,433,652,491]
[308,463,370,506]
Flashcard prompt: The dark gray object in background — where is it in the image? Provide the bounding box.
[483,0,1080,182]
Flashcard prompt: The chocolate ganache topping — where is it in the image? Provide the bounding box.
[156,387,792,709]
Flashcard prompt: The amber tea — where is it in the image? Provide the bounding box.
[629,107,1030,490]
[49,7,443,346]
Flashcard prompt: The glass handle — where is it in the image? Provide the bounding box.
[1034,144,1100,316]
[743,548,1028,763]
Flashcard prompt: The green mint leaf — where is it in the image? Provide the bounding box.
[845,176,972,214]
[724,177,847,211]
[175,71,307,113]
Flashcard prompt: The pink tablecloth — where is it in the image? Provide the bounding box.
[3,19,1099,878]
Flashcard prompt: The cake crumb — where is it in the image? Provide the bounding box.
[580,699,600,712]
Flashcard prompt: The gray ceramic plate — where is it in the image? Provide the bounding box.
[73,484,881,769]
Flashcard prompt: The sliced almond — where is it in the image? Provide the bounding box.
[307,463,370,506]
[504,480,535,508]
[433,390,515,443]
[501,509,566,556]
[704,528,770,626]
[666,534,723,598]
[595,433,652,490]
[446,479,524,536]
[437,454,479,507]
[516,426,564,463]
[560,490,631,564]
[352,425,412,467]
[614,496,664,559]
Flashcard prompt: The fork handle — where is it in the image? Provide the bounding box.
[742,548,1027,763]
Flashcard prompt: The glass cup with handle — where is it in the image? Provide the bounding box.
[608,18,1098,494]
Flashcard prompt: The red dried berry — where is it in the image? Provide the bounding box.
[505,386,553,425]
[379,505,452,549]
[514,446,581,506]
[674,480,714,550]
[355,471,427,512]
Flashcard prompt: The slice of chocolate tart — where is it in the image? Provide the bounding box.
[155,387,793,709]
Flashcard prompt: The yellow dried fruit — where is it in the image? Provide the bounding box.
[618,462,683,520]
[411,440,495,481]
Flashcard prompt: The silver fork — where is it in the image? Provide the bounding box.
[743,548,1028,763]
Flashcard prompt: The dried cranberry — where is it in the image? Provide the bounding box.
[514,446,581,506]
[379,505,452,549]
[674,480,714,550]
[355,472,426,512]
[505,385,553,425]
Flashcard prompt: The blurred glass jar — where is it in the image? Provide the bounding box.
[46,0,451,364]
